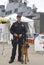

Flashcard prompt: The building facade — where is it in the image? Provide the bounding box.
[0,5,5,17]
[33,13,44,34]
[0,0,37,17]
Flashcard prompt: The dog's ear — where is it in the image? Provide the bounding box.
[26,44,30,48]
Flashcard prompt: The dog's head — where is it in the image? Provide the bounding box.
[21,43,30,48]
[26,44,30,48]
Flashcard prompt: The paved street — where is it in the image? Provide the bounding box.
[0,43,44,65]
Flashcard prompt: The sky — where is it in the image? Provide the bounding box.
[0,0,44,12]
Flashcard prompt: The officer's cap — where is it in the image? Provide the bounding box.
[17,14,21,18]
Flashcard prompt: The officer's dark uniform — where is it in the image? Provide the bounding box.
[10,21,27,62]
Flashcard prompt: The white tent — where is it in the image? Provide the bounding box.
[5,13,35,33]
[5,13,35,40]
[0,17,10,42]
[21,16,35,34]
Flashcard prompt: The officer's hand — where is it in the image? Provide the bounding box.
[14,33,18,37]
[19,34,22,38]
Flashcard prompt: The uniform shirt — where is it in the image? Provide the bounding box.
[10,21,27,42]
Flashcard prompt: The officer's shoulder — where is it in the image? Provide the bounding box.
[21,22,24,24]
[21,22,25,26]
[12,22,16,25]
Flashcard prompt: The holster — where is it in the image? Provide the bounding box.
[11,39,14,47]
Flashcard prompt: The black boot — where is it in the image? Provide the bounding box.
[9,59,14,63]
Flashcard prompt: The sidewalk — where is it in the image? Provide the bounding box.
[0,43,44,65]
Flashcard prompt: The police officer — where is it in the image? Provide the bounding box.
[9,15,27,63]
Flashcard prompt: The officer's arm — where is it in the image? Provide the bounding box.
[23,24,27,40]
[23,24,27,34]
[10,23,15,35]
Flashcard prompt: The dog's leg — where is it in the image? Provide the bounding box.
[25,54,27,64]
[27,50,29,62]
[27,55,29,62]
[21,54,24,64]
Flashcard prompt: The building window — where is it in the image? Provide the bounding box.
[19,12,23,15]
[15,0,18,2]
[9,0,18,3]
[0,5,5,9]
[9,0,14,3]
[6,10,12,15]
[20,0,22,3]
[14,8,18,13]
[19,3,21,7]
[19,3,22,7]
[1,10,5,12]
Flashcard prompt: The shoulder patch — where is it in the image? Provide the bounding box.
[21,24,24,27]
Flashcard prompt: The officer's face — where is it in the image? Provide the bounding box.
[17,17,21,22]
